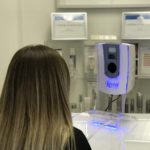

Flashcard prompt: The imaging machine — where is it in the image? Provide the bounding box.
[96,43,135,112]
[96,43,135,96]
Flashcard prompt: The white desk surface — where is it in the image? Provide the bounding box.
[72,112,150,150]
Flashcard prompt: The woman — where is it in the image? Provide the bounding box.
[0,45,91,150]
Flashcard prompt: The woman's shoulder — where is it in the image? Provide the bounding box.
[73,127,84,135]
[73,127,92,150]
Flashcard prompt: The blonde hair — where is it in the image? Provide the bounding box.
[0,45,75,150]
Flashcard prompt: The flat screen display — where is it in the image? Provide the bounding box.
[108,47,116,59]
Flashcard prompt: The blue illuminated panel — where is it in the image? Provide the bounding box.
[91,121,118,130]
[105,79,119,89]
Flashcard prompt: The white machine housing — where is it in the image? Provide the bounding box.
[96,43,135,95]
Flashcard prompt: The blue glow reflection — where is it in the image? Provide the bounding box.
[91,121,119,130]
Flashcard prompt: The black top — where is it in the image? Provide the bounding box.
[73,127,92,150]
[65,127,92,150]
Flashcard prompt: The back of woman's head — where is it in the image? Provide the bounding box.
[0,45,75,150]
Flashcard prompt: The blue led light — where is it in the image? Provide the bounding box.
[117,113,124,117]
[106,80,119,89]
[91,121,104,126]
[91,121,119,130]
[105,124,118,130]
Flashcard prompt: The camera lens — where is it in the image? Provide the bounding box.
[107,63,117,73]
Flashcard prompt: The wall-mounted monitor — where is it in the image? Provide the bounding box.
[51,12,88,40]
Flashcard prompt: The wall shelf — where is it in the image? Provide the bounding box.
[136,75,150,79]
[57,0,150,8]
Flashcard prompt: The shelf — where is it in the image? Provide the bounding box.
[57,0,150,8]
[85,74,150,80]
[136,75,150,79]
[137,76,150,79]
[57,4,150,8]
[122,38,150,40]
[83,40,120,47]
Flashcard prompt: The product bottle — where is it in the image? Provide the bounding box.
[79,95,84,112]
[136,92,143,113]
[69,48,76,77]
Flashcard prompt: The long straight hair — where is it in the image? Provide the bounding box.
[0,45,75,150]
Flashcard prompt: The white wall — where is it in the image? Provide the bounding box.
[0,0,21,93]
[0,0,55,94]
[21,0,55,46]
